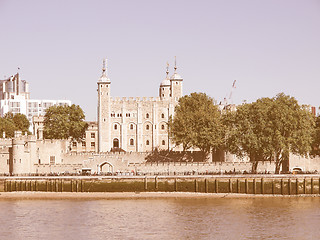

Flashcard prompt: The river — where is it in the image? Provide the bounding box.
[0,197,319,239]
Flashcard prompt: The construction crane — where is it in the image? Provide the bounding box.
[222,80,236,107]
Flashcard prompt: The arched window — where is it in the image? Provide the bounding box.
[130,124,134,130]
[114,124,117,130]
[161,113,165,118]
[146,125,149,130]
[161,124,165,130]
[130,139,134,146]
[162,140,165,145]
[113,138,119,148]
[146,113,149,118]
[146,140,150,145]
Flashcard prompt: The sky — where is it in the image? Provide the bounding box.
[0,0,319,120]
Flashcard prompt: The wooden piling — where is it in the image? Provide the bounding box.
[261,178,264,194]
[174,178,178,192]
[25,180,27,191]
[229,179,232,193]
[245,179,248,194]
[311,178,314,194]
[236,179,240,193]
[194,179,198,192]
[155,176,158,190]
[215,179,218,193]
[71,180,73,192]
[253,179,256,194]
[288,179,291,195]
[303,178,306,194]
[205,179,209,193]
[281,179,284,195]
[144,177,148,191]
[272,179,275,195]
[296,178,299,195]
[61,180,64,192]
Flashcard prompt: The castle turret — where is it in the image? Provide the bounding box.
[159,62,171,100]
[170,57,183,101]
[97,59,111,152]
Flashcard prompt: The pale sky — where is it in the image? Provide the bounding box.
[1,0,319,120]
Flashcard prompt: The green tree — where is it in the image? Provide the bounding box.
[169,92,225,160]
[311,115,320,157]
[43,104,88,140]
[4,112,30,134]
[0,117,16,138]
[226,93,315,173]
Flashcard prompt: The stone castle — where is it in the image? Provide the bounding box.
[97,59,182,153]
[0,59,319,175]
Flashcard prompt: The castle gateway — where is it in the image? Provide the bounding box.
[97,59,183,153]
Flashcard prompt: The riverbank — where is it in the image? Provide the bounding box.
[0,191,319,200]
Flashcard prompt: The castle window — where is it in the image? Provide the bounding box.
[146,125,150,130]
[146,113,149,118]
[162,140,165,145]
[91,142,95,147]
[91,133,95,138]
[130,139,134,146]
[146,140,150,145]
[50,156,55,165]
[130,124,134,130]
[161,124,165,130]
[114,124,117,130]
[82,142,86,147]
[72,142,77,147]
[117,114,120,117]
[161,113,165,118]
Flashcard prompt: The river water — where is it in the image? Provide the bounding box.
[0,197,319,239]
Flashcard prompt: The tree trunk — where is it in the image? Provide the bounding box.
[275,159,282,174]
[251,161,258,173]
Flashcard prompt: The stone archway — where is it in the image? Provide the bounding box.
[98,161,114,174]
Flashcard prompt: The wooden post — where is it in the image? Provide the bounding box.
[194,179,198,192]
[46,180,48,192]
[25,180,27,191]
[61,180,64,192]
[311,178,314,194]
[144,177,148,191]
[4,180,7,192]
[288,178,291,195]
[35,181,38,191]
[236,179,240,193]
[280,179,284,195]
[15,181,17,192]
[71,180,73,192]
[174,178,178,192]
[253,179,256,194]
[81,180,84,192]
[229,179,232,193]
[303,178,306,194]
[261,178,264,194]
[296,178,299,195]
[245,179,248,194]
[205,179,209,193]
[55,180,58,192]
[272,179,275,195]
[155,176,158,190]
[215,179,218,193]
[76,180,78,192]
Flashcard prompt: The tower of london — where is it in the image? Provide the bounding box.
[97,59,183,153]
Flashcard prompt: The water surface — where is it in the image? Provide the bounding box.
[0,197,319,239]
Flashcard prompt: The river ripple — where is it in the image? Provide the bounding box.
[0,197,319,239]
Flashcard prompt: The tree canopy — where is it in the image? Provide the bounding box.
[0,112,30,138]
[225,93,315,173]
[43,104,88,140]
[169,92,225,160]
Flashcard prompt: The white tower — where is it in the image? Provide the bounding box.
[97,59,111,152]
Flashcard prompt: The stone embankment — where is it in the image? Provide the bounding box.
[0,175,320,196]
